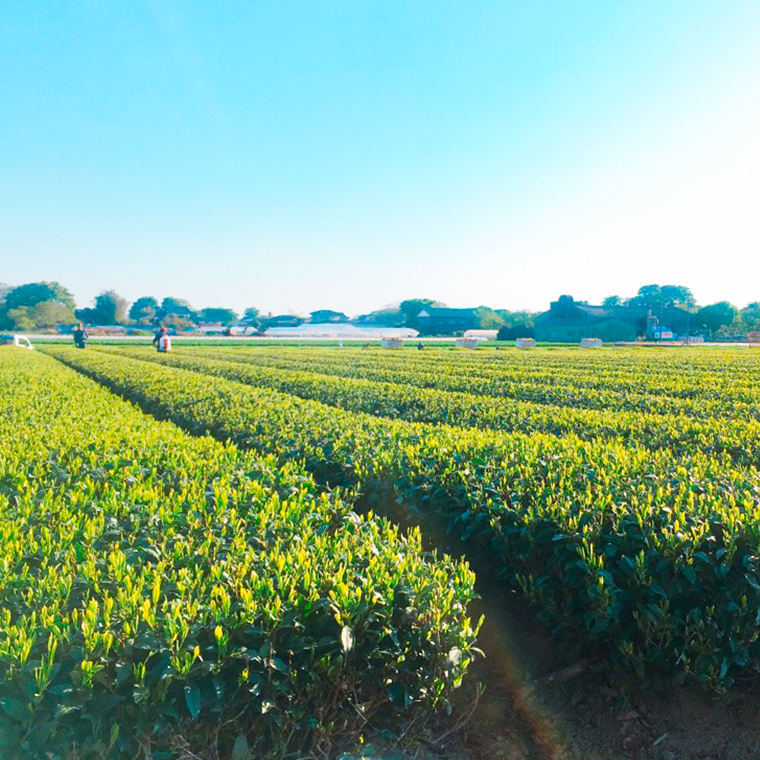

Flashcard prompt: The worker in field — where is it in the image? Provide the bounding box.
[73,323,88,349]
[153,326,172,353]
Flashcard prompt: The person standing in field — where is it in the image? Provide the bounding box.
[73,323,88,349]
[153,326,172,353]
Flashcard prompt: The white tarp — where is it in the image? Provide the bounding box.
[264,323,419,338]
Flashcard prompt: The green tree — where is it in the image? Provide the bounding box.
[660,285,695,309]
[399,299,443,327]
[158,297,196,323]
[602,295,623,307]
[696,301,738,336]
[241,307,261,333]
[4,281,75,312]
[160,297,194,314]
[156,298,197,330]
[6,300,74,330]
[495,310,538,340]
[740,302,760,332]
[30,300,76,328]
[5,307,34,331]
[356,307,402,327]
[473,307,506,330]
[200,307,239,324]
[92,290,129,324]
[129,296,159,324]
[629,284,662,310]
[309,310,349,323]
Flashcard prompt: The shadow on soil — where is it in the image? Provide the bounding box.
[357,493,760,760]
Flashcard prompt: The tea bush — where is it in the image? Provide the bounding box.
[93,346,760,467]
[46,346,760,691]
[0,349,478,759]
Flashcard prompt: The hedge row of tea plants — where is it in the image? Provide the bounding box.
[173,346,760,421]
[264,345,760,395]
[92,346,760,467]
[47,346,760,691]
[0,349,478,759]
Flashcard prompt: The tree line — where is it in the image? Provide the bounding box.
[0,281,758,338]
[0,284,259,332]
[600,284,760,337]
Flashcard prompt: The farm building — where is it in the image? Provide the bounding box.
[535,295,691,342]
[416,308,477,335]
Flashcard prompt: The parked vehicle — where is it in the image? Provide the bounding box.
[0,334,33,349]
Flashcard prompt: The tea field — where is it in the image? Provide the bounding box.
[4,343,760,759]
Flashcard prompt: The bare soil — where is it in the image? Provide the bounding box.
[362,499,760,760]
[440,584,760,760]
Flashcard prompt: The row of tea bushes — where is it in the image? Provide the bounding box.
[0,349,477,759]
[92,346,760,468]
[199,345,760,399]
[177,347,760,421]
[47,346,760,691]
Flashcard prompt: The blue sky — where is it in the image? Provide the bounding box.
[2,1,759,315]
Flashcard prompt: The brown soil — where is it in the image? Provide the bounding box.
[362,500,760,760]
[441,585,760,760]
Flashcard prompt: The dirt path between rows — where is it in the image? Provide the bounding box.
[447,581,760,760]
[365,500,760,760]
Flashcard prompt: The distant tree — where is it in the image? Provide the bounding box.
[74,307,98,325]
[628,285,661,310]
[239,307,260,334]
[497,323,536,341]
[200,307,238,324]
[356,307,403,327]
[5,307,33,331]
[660,285,695,309]
[158,297,197,329]
[129,296,159,325]
[4,281,75,312]
[399,299,442,323]
[473,307,506,330]
[160,297,195,317]
[0,281,76,329]
[163,314,195,331]
[602,295,623,307]
[628,284,694,311]
[0,283,10,305]
[91,290,129,324]
[696,302,739,336]
[258,314,305,330]
[309,310,349,323]
[6,300,74,330]
[740,302,760,332]
[30,300,75,328]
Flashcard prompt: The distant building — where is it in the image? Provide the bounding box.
[195,322,227,334]
[535,295,691,342]
[416,308,477,335]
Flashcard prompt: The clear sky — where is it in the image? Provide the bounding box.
[2,1,759,316]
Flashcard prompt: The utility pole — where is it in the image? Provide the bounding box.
[686,307,690,345]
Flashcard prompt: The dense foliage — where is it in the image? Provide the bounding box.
[46,345,760,692]
[0,349,477,759]
[92,345,760,467]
